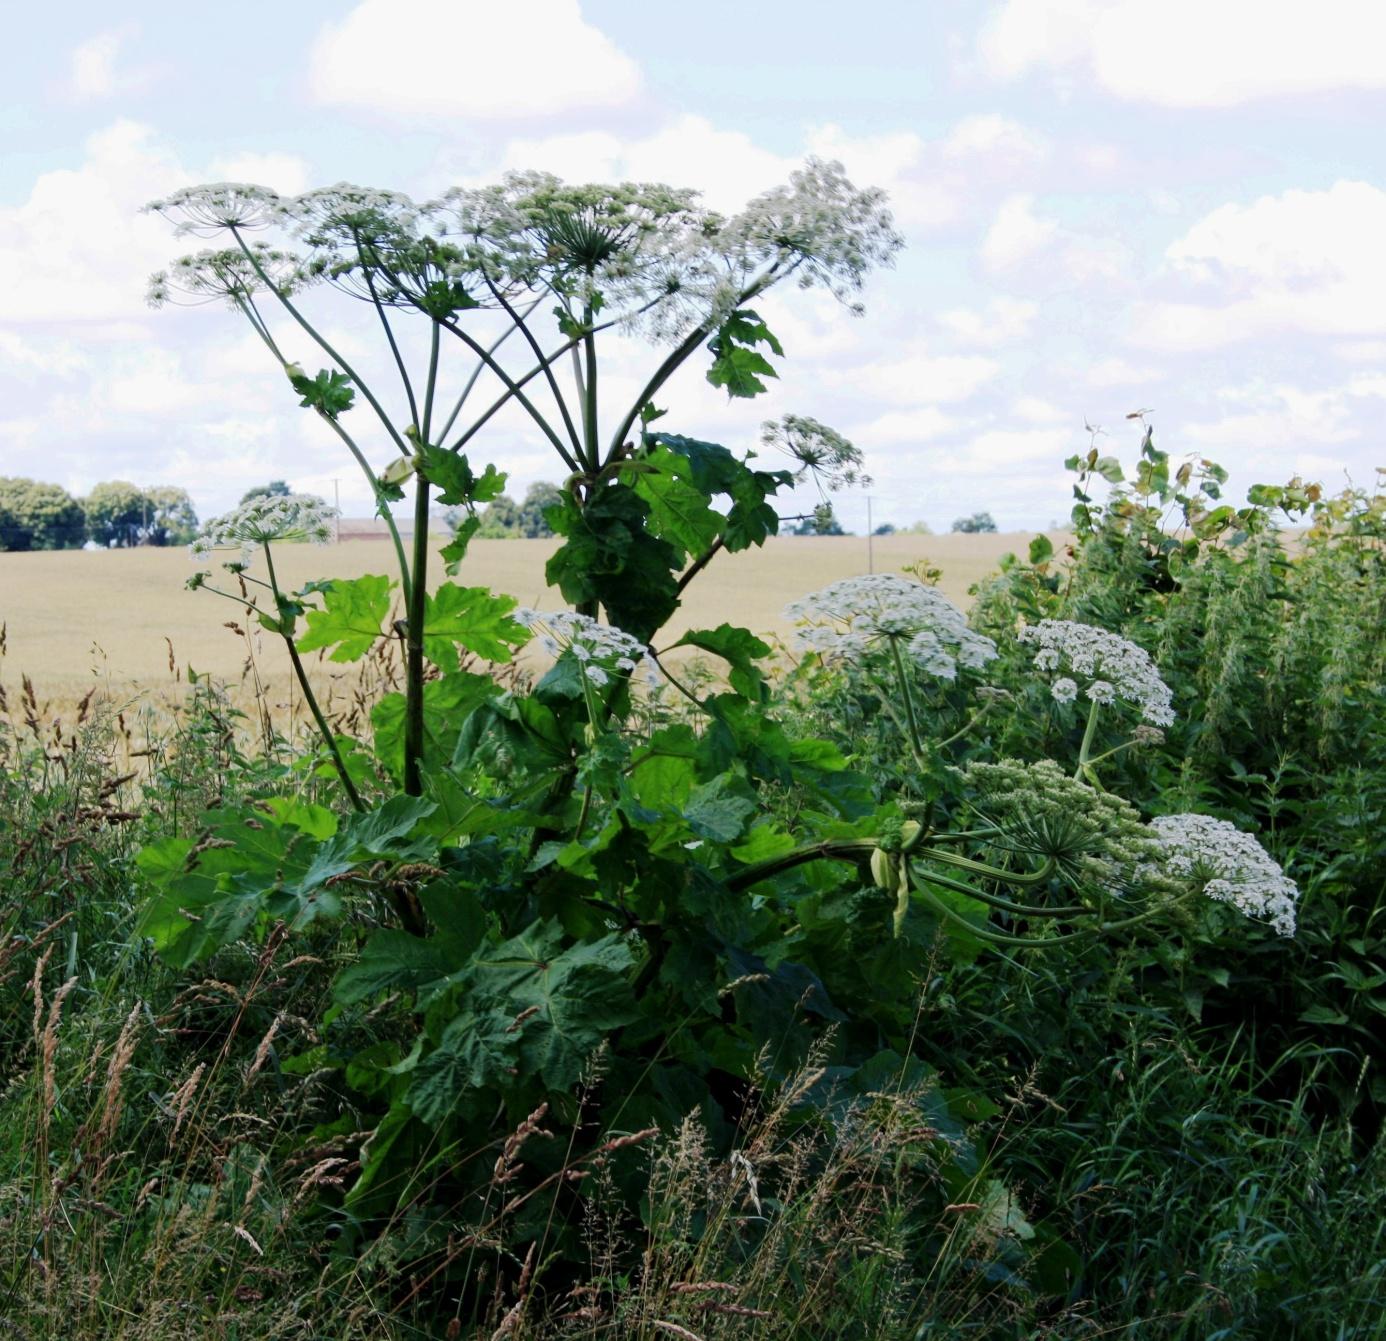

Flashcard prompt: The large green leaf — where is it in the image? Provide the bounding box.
[296,574,393,662]
[673,624,771,699]
[407,1008,519,1123]
[545,484,680,641]
[631,447,723,564]
[422,583,526,669]
[462,921,638,1091]
[372,671,498,778]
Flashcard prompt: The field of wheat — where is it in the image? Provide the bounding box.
[0,530,1058,727]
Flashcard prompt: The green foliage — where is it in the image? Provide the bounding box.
[239,478,291,504]
[0,475,85,550]
[287,364,355,418]
[951,509,998,533]
[706,307,785,398]
[295,574,393,661]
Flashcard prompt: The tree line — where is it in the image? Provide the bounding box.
[0,477,199,552]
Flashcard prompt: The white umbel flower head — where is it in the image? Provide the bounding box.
[1019,619,1175,726]
[515,609,660,688]
[189,494,336,569]
[785,573,997,680]
[1149,813,1299,936]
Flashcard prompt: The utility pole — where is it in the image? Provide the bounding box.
[332,479,341,542]
[866,495,874,574]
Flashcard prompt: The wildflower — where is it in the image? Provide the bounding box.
[785,573,997,680]
[189,493,337,569]
[1148,813,1299,936]
[1019,619,1174,726]
[516,609,659,688]
[1051,677,1078,704]
[761,415,870,493]
[145,183,281,237]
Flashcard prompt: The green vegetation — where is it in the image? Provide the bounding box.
[0,476,199,550]
[0,162,1381,1340]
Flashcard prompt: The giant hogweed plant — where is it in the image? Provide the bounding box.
[133,169,1298,1294]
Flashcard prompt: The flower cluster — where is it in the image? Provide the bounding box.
[761,415,870,494]
[1148,813,1299,936]
[962,758,1163,890]
[785,574,997,680]
[515,610,660,689]
[1019,620,1175,725]
[189,494,336,568]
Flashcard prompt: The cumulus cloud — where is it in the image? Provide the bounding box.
[979,0,1386,107]
[0,121,185,325]
[66,29,152,101]
[309,0,642,120]
[829,345,999,405]
[1132,181,1386,350]
[938,296,1039,345]
[980,194,1058,272]
[482,115,793,212]
[941,113,1048,165]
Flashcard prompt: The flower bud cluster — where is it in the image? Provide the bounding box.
[1148,813,1299,936]
[962,758,1162,889]
[785,574,998,680]
[1019,619,1175,725]
[189,494,336,569]
[515,610,660,689]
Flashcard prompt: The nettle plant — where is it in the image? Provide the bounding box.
[133,167,1299,1280]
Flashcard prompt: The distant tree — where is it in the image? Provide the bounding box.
[950,511,998,534]
[904,519,933,535]
[0,477,85,551]
[872,522,896,536]
[240,479,292,504]
[84,480,149,547]
[517,481,562,538]
[145,486,199,546]
[473,483,563,539]
[476,494,522,538]
[789,502,847,536]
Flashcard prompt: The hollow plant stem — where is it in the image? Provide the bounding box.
[262,544,364,812]
[888,635,926,760]
[1076,699,1102,779]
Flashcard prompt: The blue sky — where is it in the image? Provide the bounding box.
[4,0,1386,531]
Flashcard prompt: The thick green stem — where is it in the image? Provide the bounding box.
[1076,699,1102,779]
[262,544,364,812]
[582,296,600,472]
[908,862,1084,918]
[888,635,926,760]
[914,848,1058,888]
[403,473,431,798]
[727,838,877,892]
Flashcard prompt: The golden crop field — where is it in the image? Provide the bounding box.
[0,530,1060,732]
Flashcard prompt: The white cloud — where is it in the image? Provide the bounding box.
[941,113,1048,165]
[1132,181,1386,350]
[487,115,792,212]
[939,296,1038,345]
[67,29,151,101]
[980,194,1058,272]
[831,346,999,405]
[1085,356,1158,388]
[854,406,959,446]
[309,0,642,120]
[0,121,184,325]
[979,0,1386,107]
[207,152,311,196]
